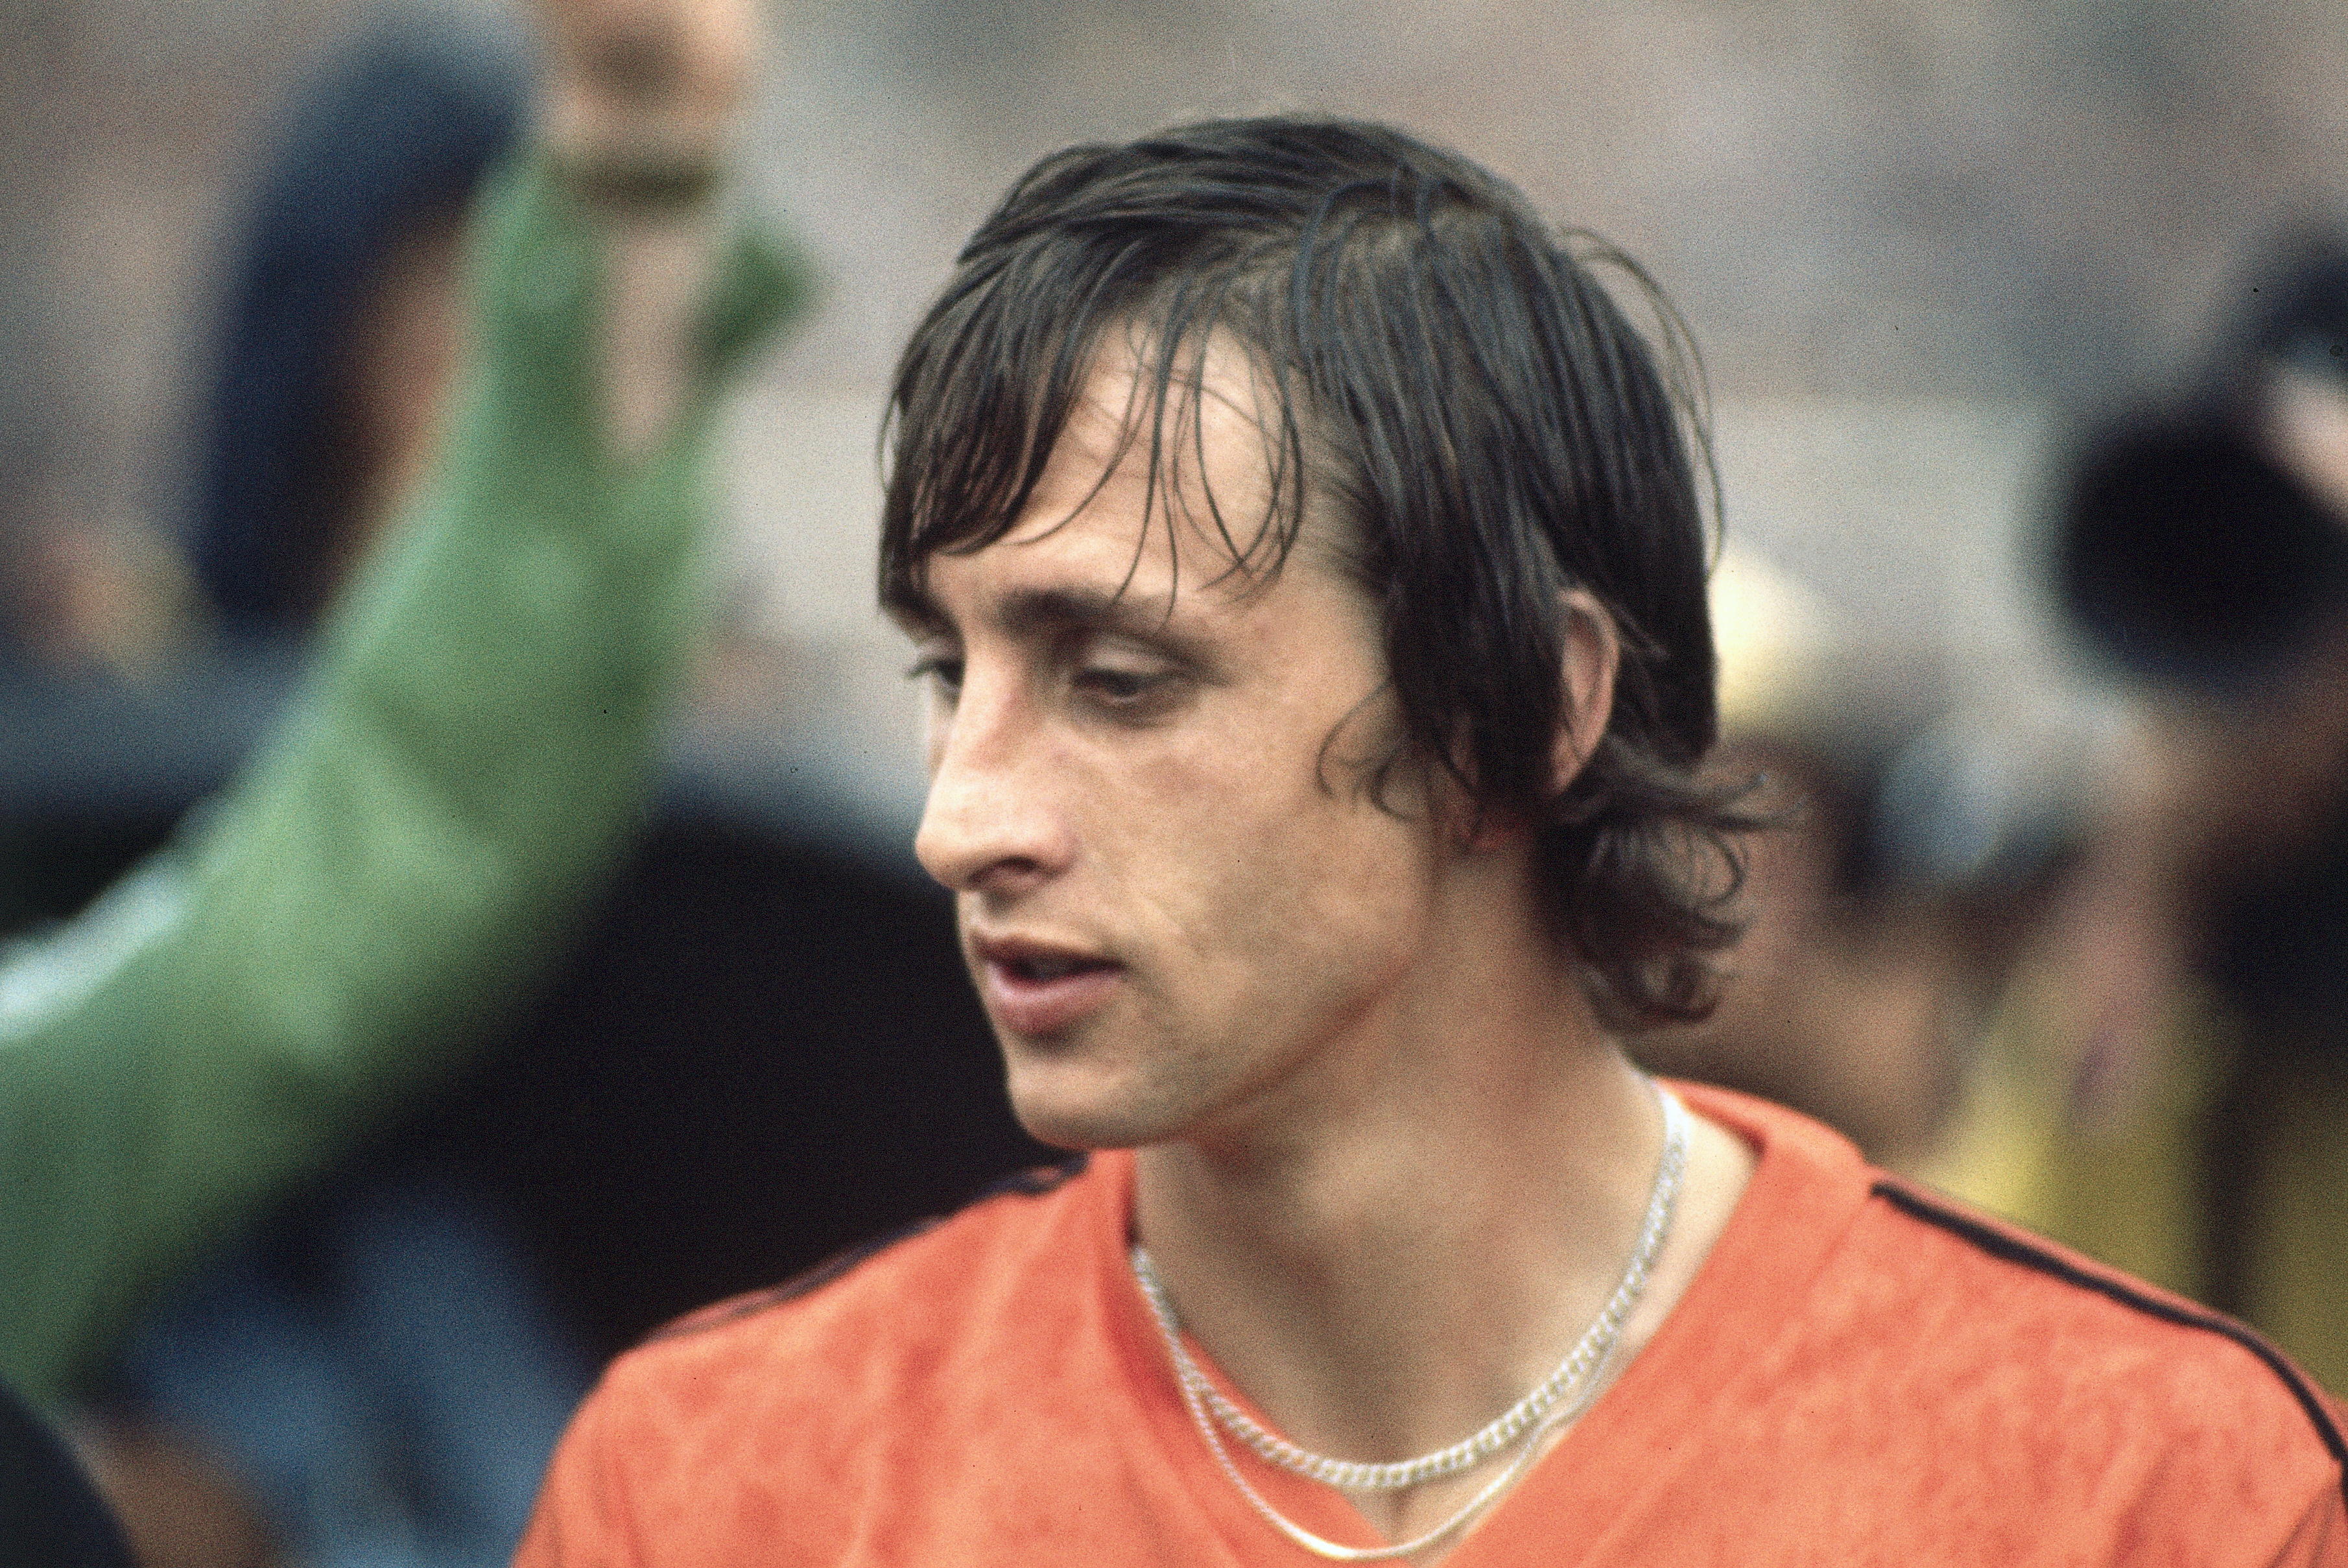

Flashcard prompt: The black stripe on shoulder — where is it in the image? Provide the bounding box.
[970,1154,1093,1202]
[1872,1178,2348,1509]
[642,1156,1091,1346]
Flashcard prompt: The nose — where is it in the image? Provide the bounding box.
[914,670,1078,897]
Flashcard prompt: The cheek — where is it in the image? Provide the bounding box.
[1101,740,1434,982]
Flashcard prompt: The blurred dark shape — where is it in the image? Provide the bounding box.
[188,6,528,636]
[2043,221,2348,1056]
[2054,226,2348,688]
[421,818,1042,1358]
[2056,416,2348,692]
[1925,220,2348,1394]
[57,22,563,1563]
[0,1381,137,1568]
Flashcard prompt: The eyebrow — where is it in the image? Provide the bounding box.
[994,585,1168,640]
[890,582,1216,666]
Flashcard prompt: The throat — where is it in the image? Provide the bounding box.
[1128,1073,1694,1558]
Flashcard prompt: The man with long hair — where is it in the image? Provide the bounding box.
[519,119,2347,1563]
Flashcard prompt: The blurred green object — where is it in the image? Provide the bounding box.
[0,151,803,1405]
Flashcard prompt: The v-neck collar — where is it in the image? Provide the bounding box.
[1088,1084,1879,1565]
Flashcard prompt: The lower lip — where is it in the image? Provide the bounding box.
[980,959,1123,1037]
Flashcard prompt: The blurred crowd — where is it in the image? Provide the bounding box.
[6,2,2348,1565]
[1648,231,2348,1399]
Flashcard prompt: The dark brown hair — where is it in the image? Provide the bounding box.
[880,115,1753,1029]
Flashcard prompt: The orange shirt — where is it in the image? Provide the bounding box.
[516,1085,2348,1565]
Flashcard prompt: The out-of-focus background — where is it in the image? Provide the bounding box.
[11,3,2348,1564]
[14,0,2348,774]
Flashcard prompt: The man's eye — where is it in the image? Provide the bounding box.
[1075,665,1175,707]
[905,654,964,695]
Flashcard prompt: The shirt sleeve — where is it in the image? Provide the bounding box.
[0,151,805,1405]
[513,1375,650,1568]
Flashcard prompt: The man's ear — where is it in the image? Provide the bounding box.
[1553,589,1620,794]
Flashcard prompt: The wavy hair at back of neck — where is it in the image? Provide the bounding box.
[879,115,1757,1030]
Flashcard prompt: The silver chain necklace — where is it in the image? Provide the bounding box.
[1130,1082,1690,1560]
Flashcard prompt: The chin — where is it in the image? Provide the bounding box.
[1002,1058,1188,1153]
[1006,1089,1163,1154]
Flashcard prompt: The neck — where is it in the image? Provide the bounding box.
[1128,835,1676,1456]
[1124,842,1756,1556]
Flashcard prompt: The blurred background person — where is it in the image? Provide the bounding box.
[1924,233,2348,1395]
[1,0,807,1561]
[9,17,1047,1565]
[104,48,607,1560]
[1636,547,2092,1174]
